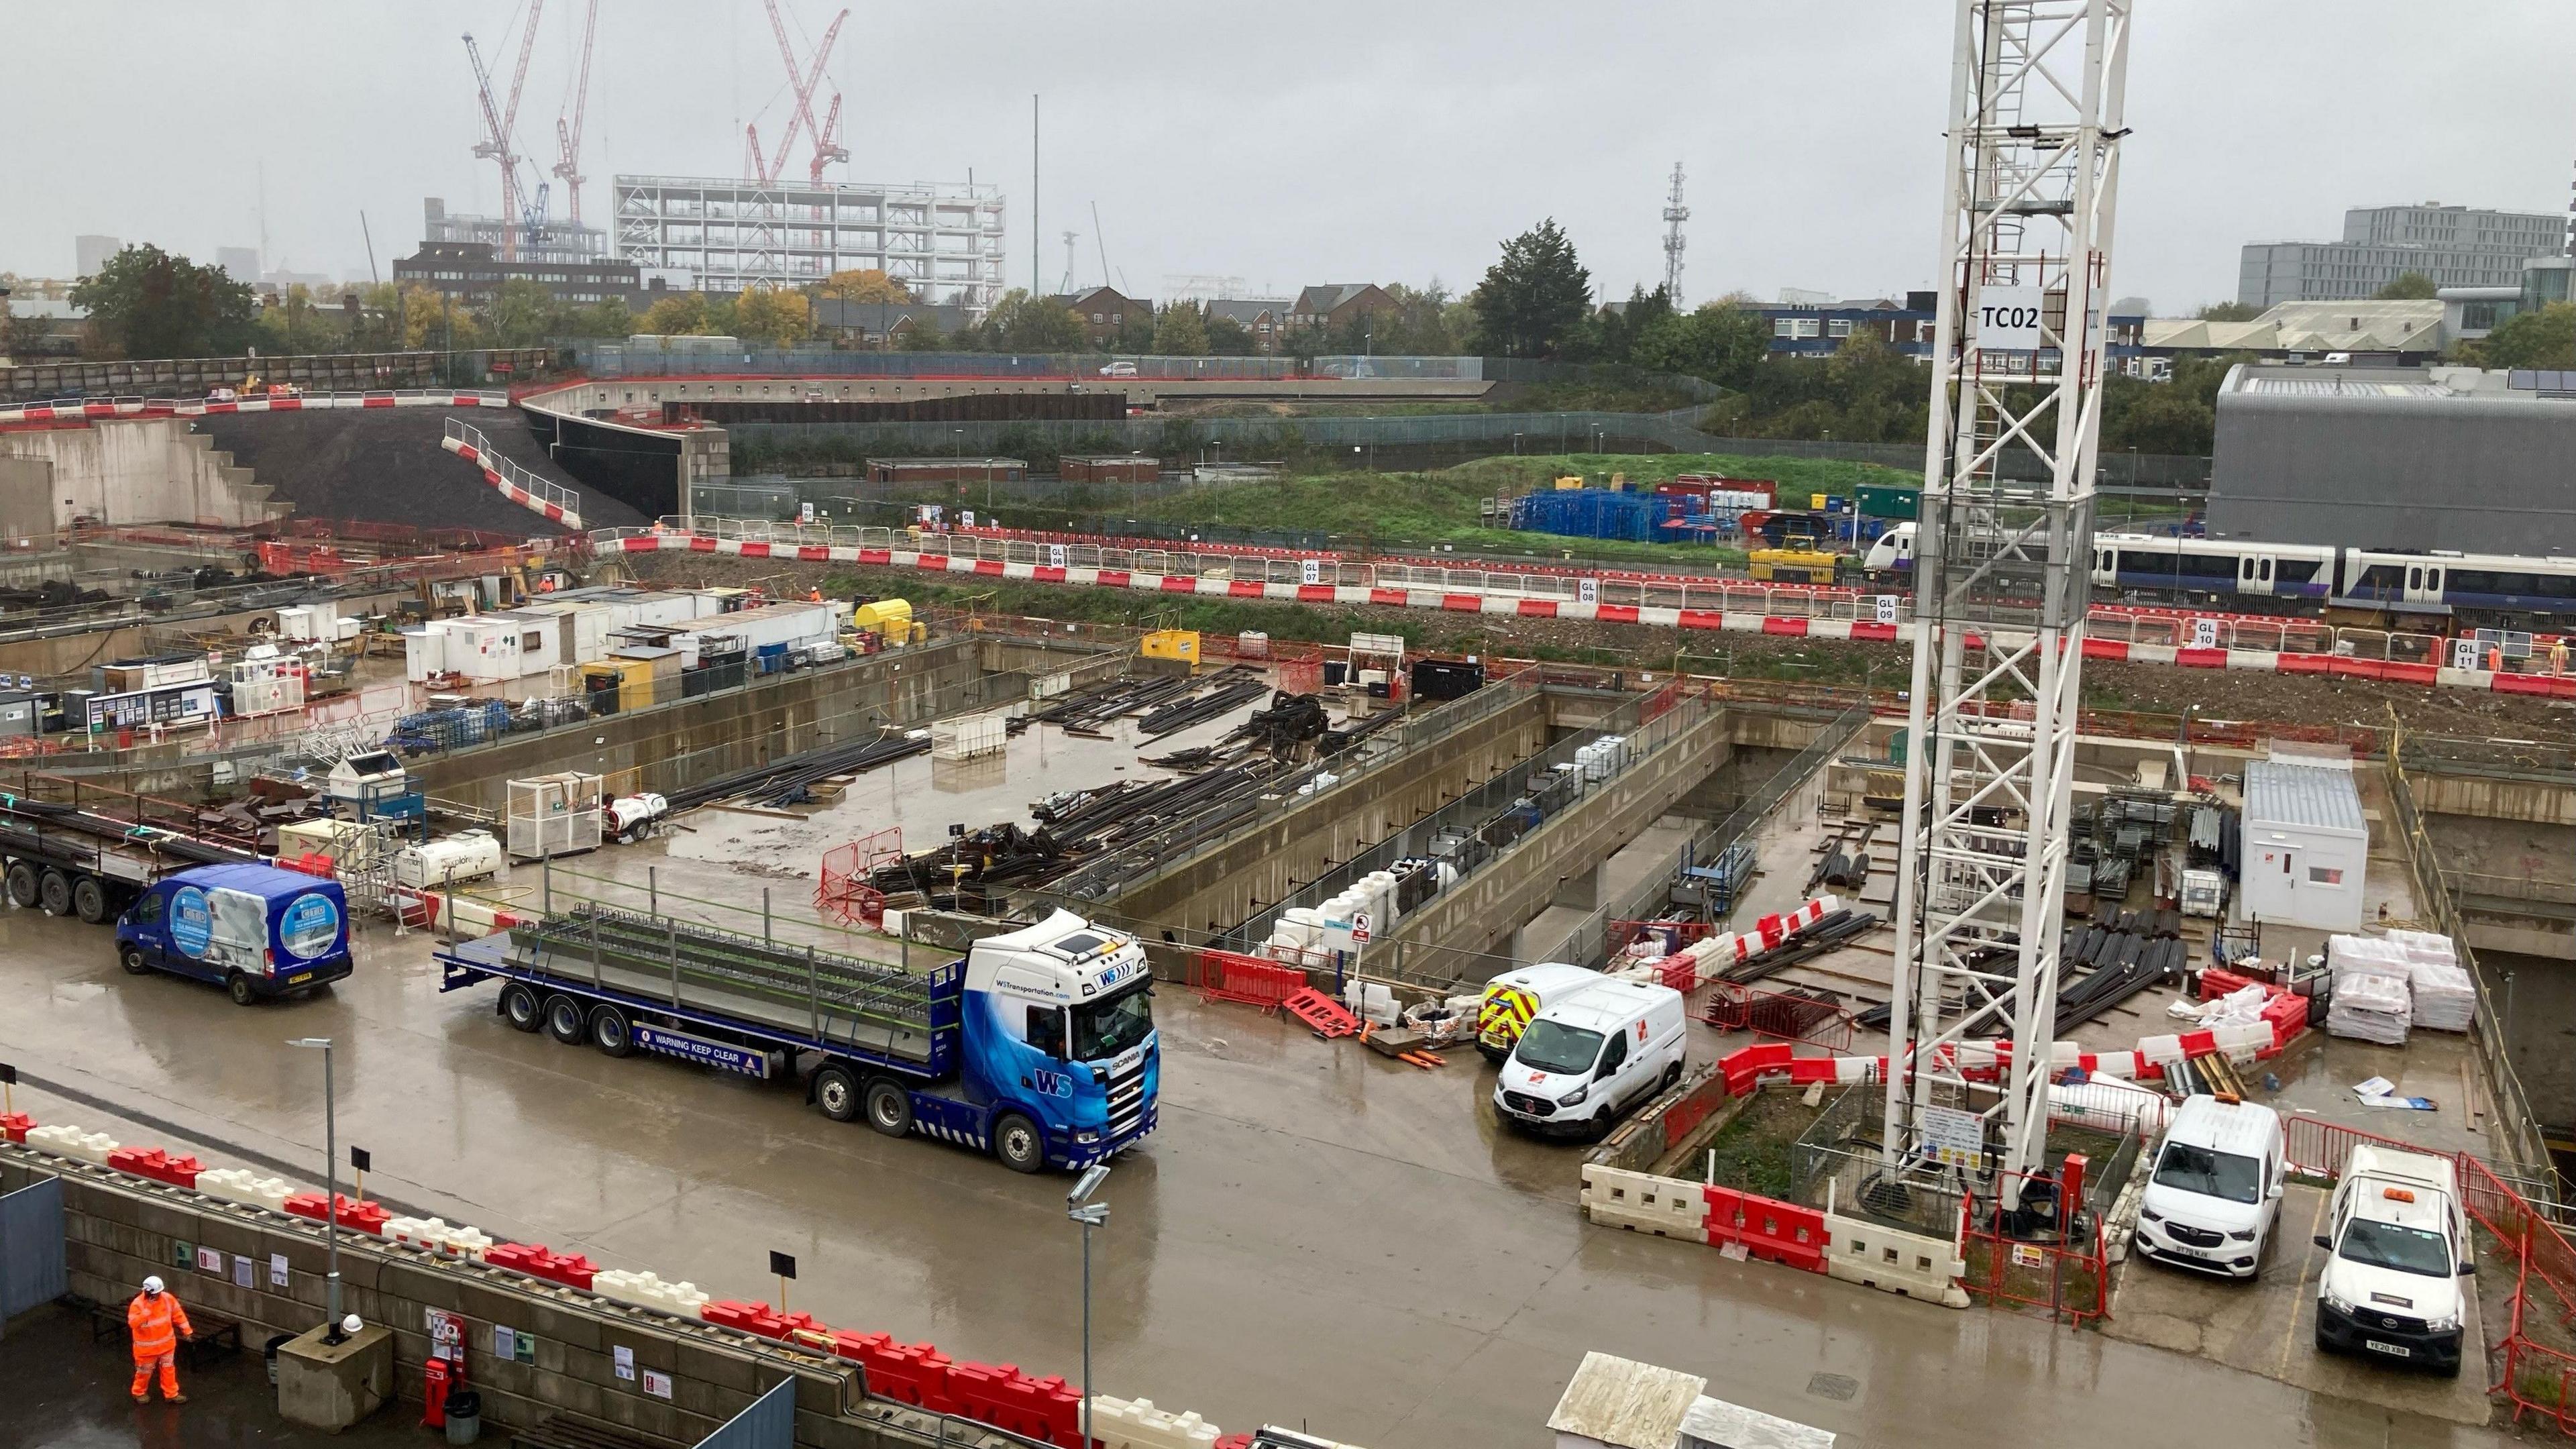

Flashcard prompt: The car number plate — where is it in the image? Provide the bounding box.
[288,973,313,985]
[2365,1339,2412,1358]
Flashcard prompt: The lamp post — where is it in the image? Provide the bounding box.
[1067,1163,1111,1449]
[286,1037,341,1329]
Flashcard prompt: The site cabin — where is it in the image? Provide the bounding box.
[115,863,353,1006]
[432,907,1160,1174]
[2239,759,2367,932]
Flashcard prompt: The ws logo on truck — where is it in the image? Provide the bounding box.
[1030,1069,1075,1099]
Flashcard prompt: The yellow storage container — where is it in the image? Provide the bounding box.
[1554,475,1585,490]
[850,598,915,641]
[1140,629,1201,663]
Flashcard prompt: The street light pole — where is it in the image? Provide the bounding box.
[1067,1163,1111,1449]
[287,1038,340,1329]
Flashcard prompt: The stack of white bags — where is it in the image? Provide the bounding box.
[2325,934,2413,1046]
[2387,927,2475,1032]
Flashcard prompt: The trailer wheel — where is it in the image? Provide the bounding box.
[863,1079,913,1138]
[226,972,257,1006]
[500,983,543,1032]
[992,1112,1044,1175]
[37,869,70,917]
[119,944,151,975]
[590,1004,635,1057]
[71,877,106,924]
[813,1066,861,1123]
[544,995,586,1044]
[5,861,36,908]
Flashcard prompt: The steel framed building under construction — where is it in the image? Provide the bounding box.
[612,174,1006,309]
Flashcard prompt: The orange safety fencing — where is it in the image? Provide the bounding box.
[1192,949,1309,1012]
[1961,1166,2111,1326]
[816,828,902,928]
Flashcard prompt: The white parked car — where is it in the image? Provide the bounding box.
[1492,978,1686,1139]
[2134,1094,2285,1278]
[1097,360,1138,378]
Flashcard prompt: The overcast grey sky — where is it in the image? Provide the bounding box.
[4,1,2567,313]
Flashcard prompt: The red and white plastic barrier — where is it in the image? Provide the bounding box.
[594,529,2576,701]
[441,419,581,530]
[0,390,509,426]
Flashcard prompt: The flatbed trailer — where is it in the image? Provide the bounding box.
[0,797,260,922]
[435,904,1160,1172]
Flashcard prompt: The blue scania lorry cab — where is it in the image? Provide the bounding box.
[115,863,354,1005]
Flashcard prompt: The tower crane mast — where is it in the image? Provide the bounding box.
[553,0,600,231]
[464,1,547,262]
[1878,0,2131,1214]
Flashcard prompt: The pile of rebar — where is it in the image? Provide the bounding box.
[663,730,930,812]
[1135,670,1271,737]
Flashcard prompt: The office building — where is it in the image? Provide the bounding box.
[392,241,645,309]
[75,235,119,277]
[2238,203,2564,309]
[612,175,1004,311]
[423,197,609,268]
[215,248,261,282]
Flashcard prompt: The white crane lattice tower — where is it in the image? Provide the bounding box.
[1878,0,2131,1206]
[1661,162,1689,307]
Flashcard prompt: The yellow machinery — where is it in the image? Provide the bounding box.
[1140,629,1201,665]
[1747,549,1845,586]
[849,598,916,643]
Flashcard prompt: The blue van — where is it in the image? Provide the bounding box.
[115,863,352,1006]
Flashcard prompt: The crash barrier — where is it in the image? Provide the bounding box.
[592,525,2576,701]
[1193,949,1307,1011]
[1821,1212,1972,1307]
[0,388,511,425]
[1083,1396,1224,1449]
[3,1114,1345,1449]
[443,417,582,529]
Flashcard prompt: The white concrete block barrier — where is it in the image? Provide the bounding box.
[1822,1212,1971,1308]
[24,1123,119,1165]
[1083,1397,1224,1449]
[1581,1163,1717,1240]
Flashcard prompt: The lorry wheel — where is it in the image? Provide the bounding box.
[227,973,258,1006]
[544,996,586,1044]
[813,1066,862,1122]
[3,861,34,908]
[37,869,70,916]
[72,877,107,924]
[863,1079,914,1138]
[590,1004,635,1057]
[119,944,151,975]
[500,983,542,1032]
[991,1112,1045,1175]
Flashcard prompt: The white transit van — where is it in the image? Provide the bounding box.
[2313,1144,2473,1377]
[2133,1095,2286,1278]
[1476,961,1601,1063]
[1492,978,1687,1138]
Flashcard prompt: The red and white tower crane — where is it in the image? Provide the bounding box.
[553,0,600,231]
[464,1,547,262]
[1877,0,2131,1213]
[741,1,851,185]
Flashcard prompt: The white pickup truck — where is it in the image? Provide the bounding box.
[2313,1143,2474,1377]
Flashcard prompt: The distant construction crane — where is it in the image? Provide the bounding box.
[1878,0,2131,1213]
[464,4,547,262]
[1662,162,1688,307]
[742,0,851,185]
[552,0,599,231]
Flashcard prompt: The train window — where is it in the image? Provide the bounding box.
[2534,574,2576,600]
[2350,563,2404,593]
[2275,559,2322,584]
[2180,553,2238,580]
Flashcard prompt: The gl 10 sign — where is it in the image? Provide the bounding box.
[1974,286,2045,352]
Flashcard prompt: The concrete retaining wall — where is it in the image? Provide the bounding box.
[1392,706,1734,961]
[2412,771,2576,828]
[410,639,992,815]
[1099,689,1552,936]
[0,419,284,529]
[0,1152,1002,1449]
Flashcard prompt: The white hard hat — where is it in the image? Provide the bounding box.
[341,1314,363,1336]
[142,1276,164,1294]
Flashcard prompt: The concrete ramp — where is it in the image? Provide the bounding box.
[193,407,651,535]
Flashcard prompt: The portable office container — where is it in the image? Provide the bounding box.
[2239,759,2367,931]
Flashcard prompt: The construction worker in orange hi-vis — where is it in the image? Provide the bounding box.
[127,1275,191,1403]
